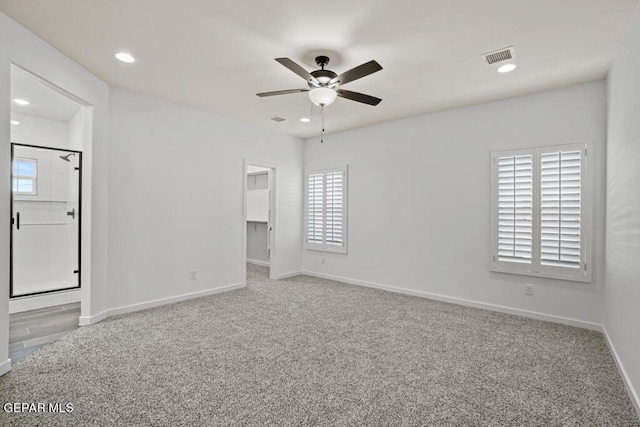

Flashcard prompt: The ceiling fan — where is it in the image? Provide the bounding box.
[256,56,383,107]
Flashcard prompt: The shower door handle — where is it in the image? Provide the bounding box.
[15,212,20,230]
[67,208,75,220]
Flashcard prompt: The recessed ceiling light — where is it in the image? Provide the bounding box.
[13,98,30,106]
[115,52,136,63]
[10,120,20,125]
[497,64,516,73]
[300,117,311,123]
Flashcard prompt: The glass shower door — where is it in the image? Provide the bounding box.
[11,144,81,297]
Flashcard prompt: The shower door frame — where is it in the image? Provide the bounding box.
[9,143,83,298]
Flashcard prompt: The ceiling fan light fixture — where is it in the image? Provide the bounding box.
[309,87,337,106]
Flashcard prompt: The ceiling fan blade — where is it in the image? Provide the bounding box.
[275,58,319,86]
[256,89,309,97]
[336,89,382,106]
[330,60,382,86]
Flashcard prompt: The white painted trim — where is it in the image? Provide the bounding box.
[9,290,81,314]
[302,270,602,331]
[79,283,245,326]
[276,270,303,280]
[603,326,640,418]
[107,283,245,317]
[247,259,270,267]
[78,310,108,326]
[0,358,11,377]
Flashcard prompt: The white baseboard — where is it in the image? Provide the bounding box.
[0,358,11,376]
[276,270,303,279]
[302,270,602,332]
[247,259,270,267]
[79,310,108,326]
[107,283,245,317]
[603,326,640,417]
[10,290,81,314]
[79,283,245,326]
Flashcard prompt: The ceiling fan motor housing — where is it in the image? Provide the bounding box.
[308,56,338,86]
[310,69,337,86]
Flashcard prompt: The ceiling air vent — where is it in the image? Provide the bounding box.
[482,46,516,66]
[269,116,286,123]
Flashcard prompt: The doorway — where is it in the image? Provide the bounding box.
[10,144,82,297]
[9,64,89,315]
[244,161,276,281]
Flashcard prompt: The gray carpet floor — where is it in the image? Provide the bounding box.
[0,264,638,426]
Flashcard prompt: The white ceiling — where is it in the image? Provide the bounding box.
[11,64,82,122]
[1,0,637,138]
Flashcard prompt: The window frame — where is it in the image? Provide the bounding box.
[490,142,591,283]
[12,157,38,196]
[304,166,348,254]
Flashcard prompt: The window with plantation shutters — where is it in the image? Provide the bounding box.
[305,167,348,253]
[491,143,590,282]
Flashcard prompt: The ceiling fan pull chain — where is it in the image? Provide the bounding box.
[321,105,325,143]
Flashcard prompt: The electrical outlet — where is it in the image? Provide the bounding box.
[525,284,534,296]
[190,270,197,280]
[320,257,325,265]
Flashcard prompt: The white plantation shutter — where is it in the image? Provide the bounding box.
[307,173,324,244]
[497,154,533,264]
[540,149,582,269]
[306,167,348,253]
[325,170,344,246]
[491,144,589,282]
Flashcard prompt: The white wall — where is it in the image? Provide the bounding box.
[605,2,640,412]
[304,81,606,328]
[107,87,302,312]
[247,222,270,264]
[67,108,85,151]
[0,11,109,375]
[10,113,67,148]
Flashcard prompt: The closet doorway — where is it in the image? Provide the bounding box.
[244,161,276,281]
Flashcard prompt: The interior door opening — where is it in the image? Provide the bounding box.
[8,63,89,316]
[10,144,82,298]
[245,162,276,281]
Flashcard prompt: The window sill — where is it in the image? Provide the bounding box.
[490,266,591,283]
[305,244,347,254]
